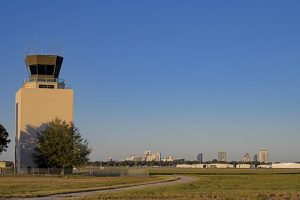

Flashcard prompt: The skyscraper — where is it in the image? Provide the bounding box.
[15,54,73,173]
[218,150,227,162]
[259,150,269,163]
[144,150,161,161]
[197,153,203,163]
[253,154,258,163]
[241,153,251,162]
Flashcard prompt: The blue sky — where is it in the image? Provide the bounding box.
[0,1,300,162]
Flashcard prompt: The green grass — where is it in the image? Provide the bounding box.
[81,168,300,200]
[0,174,171,198]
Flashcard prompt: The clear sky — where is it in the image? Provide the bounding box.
[0,1,300,162]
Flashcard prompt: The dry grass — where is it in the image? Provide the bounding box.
[0,174,169,198]
[2,168,300,199]
[81,168,300,200]
[148,167,300,175]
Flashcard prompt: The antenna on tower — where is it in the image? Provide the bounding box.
[57,42,63,56]
[25,40,28,56]
[59,44,63,56]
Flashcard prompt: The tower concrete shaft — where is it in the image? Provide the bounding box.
[15,54,74,173]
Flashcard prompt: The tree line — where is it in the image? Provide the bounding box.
[86,160,265,168]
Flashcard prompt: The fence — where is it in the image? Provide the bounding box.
[74,167,149,177]
[12,167,149,177]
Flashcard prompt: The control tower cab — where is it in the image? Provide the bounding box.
[24,55,65,89]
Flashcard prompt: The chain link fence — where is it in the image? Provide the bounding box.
[74,167,149,177]
[11,167,149,177]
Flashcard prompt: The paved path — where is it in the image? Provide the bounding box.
[10,175,195,200]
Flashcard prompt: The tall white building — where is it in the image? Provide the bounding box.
[218,150,227,162]
[259,150,269,163]
[144,150,161,162]
[197,153,203,163]
[241,153,251,162]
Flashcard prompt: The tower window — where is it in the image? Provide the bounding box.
[39,84,47,88]
[39,84,55,89]
[29,65,55,75]
[37,65,46,74]
[45,65,54,75]
[29,65,37,75]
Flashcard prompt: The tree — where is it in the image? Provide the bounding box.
[33,118,91,173]
[0,124,11,154]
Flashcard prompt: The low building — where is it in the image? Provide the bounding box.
[161,156,175,162]
[257,164,271,168]
[209,163,234,168]
[193,164,208,168]
[0,161,14,173]
[176,164,193,168]
[236,164,251,168]
[176,163,233,169]
[176,164,207,168]
[272,163,300,169]
[125,155,143,162]
[0,161,6,171]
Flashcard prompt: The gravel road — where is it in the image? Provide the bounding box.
[9,175,195,200]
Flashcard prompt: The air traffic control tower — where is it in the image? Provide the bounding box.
[15,55,73,173]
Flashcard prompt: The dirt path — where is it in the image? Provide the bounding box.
[11,175,195,200]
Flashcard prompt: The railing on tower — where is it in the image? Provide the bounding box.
[27,77,65,85]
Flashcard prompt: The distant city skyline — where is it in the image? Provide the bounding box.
[118,149,274,163]
[0,1,300,162]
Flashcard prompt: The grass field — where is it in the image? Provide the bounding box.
[148,167,300,175]
[2,168,300,199]
[81,168,300,200]
[0,174,171,198]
